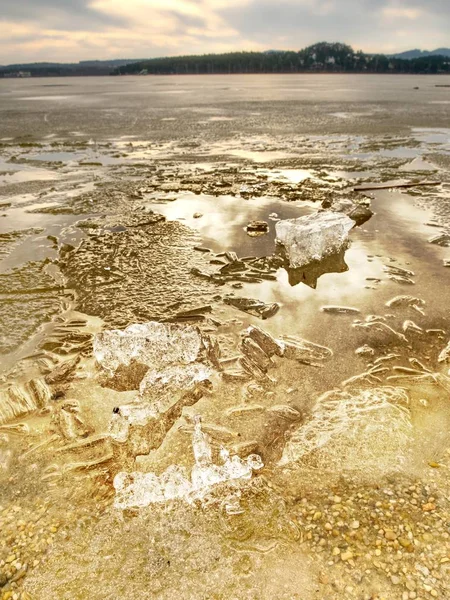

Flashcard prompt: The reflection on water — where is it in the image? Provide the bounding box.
[281,248,349,288]
[413,127,450,148]
[25,151,88,162]
[148,192,315,254]
[265,168,315,184]
[0,158,59,185]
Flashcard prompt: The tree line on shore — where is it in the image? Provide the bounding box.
[115,43,450,75]
[2,43,449,78]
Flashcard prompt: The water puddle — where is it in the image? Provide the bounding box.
[25,151,88,163]
[264,168,316,184]
[224,149,297,162]
[412,127,450,149]
[0,159,59,185]
[147,192,314,253]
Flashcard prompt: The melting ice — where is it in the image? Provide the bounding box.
[113,417,264,509]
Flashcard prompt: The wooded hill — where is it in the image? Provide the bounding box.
[114,43,450,75]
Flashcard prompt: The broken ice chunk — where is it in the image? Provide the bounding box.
[100,322,217,453]
[385,295,425,314]
[327,198,373,226]
[275,212,354,269]
[280,387,412,476]
[139,362,212,415]
[224,297,280,320]
[429,233,450,247]
[321,305,360,315]
[246,325,284,358]
[93,322,204,377]
[0,378,52,426]
[278,335,333,364]
[438,340,450,364]
[113,418,263,509]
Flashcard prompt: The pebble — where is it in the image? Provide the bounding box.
[341,551,354,562]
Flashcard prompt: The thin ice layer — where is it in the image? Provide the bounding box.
[113,418,264,508]
[93,321,203,374]
[275,212,354,269]
[280,387,412,475]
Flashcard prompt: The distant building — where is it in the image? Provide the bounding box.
[3,71,31,78]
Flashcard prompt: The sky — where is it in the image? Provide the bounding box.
[0,0,449,64]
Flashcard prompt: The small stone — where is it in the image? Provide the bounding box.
[344,586,353,594]
[319,572,329,584]
[391,575,401,585]
[422,503,436,512]
[313,511,322,521]
[324,523,333,531]
[246,220,269,234]
[385,530,397,541]
[351,520,360,529]
[341,551,353,562]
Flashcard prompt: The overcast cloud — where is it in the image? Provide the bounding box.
[0,0,449,64]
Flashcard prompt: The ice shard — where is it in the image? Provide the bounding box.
[275,212,354,269]
[94,321,204,373]
[95,322,216,452]
[113,418,264,509]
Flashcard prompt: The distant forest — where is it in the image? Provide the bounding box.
[0,59,141,78]
[115,43,450,75]
[1,43,450,77]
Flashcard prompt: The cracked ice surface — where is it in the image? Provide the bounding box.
[113,418,264,509]
[275,212,354,269]
[93,322,204,374]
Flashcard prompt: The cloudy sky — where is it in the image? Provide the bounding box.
[1,0,449,64]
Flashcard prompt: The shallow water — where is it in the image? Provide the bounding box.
[1,75,450,600]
